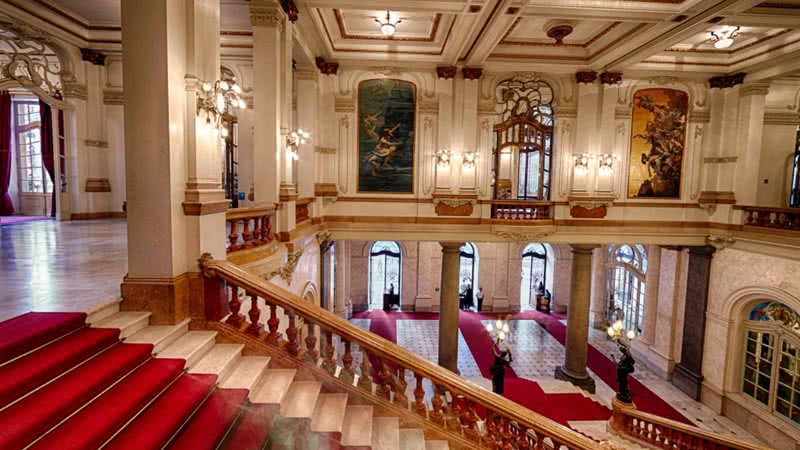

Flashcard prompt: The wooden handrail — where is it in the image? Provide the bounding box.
[226,205,276,221]
[487,200,554,206]
[225,207,276,253]
[609,399,770,450]
[200,256,599,449]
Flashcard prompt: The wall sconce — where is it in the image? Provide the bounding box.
[197,79,246,129]
[598,154,618,176]
[286,128,311,161]
[434,149,452,167]
[573,153,591,176]
[462,151,478,169]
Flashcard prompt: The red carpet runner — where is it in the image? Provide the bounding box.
[354,309,691,426]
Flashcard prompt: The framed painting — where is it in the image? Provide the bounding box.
[627,88,688,199]
[357,79,416,193]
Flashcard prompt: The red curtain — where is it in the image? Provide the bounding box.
[0,91,13,215]
[39,99,56,216]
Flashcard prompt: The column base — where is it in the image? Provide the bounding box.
[672,362,703,400]
[554,365,596,394]
[120,273,203,325]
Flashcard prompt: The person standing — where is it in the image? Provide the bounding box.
[490,345,513,395]
[464,284,474,311]
[476,287,484,312]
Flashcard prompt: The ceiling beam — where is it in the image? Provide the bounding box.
[463,0,524,66]
[298,0,475,14]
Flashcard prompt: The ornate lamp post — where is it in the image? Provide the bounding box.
[607,320,636,404]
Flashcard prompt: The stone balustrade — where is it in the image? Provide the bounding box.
[491,200,553,221]
[741,206,800,231]
[225,206,275,253]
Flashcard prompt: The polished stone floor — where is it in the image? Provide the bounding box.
[0,219,128,322]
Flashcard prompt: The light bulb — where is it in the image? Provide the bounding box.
[627,330,636,340]
[238,99,247,109]
[221,127,229,138]
[486,324,493,332]
[220,80,230,91]
[232,84,242,94]
[499,331,506,340]
[215,93,226,114]
[714,38,734,49]
[614,320,623,331]
[202,82,212,92]
[495,319,502,329]
[607,327,615,337]
[380,23,395,36]
[502,324,509,333]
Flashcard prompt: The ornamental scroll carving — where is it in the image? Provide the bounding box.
[0,20,64,97]
[495,76,554,124]
[433,198,475,216]
[494,230,553,242]
[265,249,305,286]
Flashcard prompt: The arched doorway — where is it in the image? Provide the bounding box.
[368,241,401,310]
[605,244,647,333]
[459,242,479,310]
[520,243,548,310]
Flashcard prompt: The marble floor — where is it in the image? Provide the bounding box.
[0,219,128,322]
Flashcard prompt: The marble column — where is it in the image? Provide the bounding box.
[438,241,465,373]
[555,243,599,393]
[672,245,716,400]
[640,245,661,345]
[588,245,607,328]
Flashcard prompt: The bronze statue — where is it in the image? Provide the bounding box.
[612,343,635,403]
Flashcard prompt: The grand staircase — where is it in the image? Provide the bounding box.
[0,305,448,450]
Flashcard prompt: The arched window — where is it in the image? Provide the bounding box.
[459,243,476,294]
[492,77,554,200]
[742,301,800,424]
[520,243,547,309]
[605,245,647,333]
[369,241,401,309]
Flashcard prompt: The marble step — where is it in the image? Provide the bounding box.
[372,416,400,450]
[189,344,243,379]
[310,393,348,433]
[280,381,322,418]
[92,311,151,338]
[85,299,121,325]
[220,356,271,395]
[155,331,217,369]
[425,440,449,450]
[569,420,649,450]
[341,405,373,447]
[251,369,296,404]
[124,318,190,353]
[399,428,425,450]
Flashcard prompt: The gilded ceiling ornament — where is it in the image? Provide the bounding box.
[0,21,64,96]
[265,249,305,286]
[494,230,553,242]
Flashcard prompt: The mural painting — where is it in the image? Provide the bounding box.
[357,79,416,193]
[627,88,688,198]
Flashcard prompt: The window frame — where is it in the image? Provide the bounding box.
[368,241,402,307]
[459,242,476,293]
[605,244,647,333]
[12,100,50,195]
[520,243,548,308]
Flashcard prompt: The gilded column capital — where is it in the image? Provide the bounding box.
[250,4,285,27]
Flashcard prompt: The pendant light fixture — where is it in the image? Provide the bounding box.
[374,10,402,37]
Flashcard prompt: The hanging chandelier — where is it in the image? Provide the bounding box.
[197,79,246,131]
[710,26,740,49]
[374,10,402,37]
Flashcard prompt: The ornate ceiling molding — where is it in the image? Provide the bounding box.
[462,67,483,80]
[575,71,598,84]
[315,56,339,75]
[250,5,285,28]
[600,72,623,85]
[436,65,456,79]
[0,18,68,99]
[80,48,106,66]
[494,230,554,242]
[709,73,745,89]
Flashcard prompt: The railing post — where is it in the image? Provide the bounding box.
[286,311,300,356]
[304,321,318,363]
[203,276,229,322]
[246,293,262,335]
[226,284,244,327]
[228,219,239,252]
[341,340,355,383]
[266,303,280,343]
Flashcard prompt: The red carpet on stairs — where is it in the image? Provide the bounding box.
[0,312,87,364]
[0,326,120,408]
[220,403,279,450]
[167,388,249,450]
[103,374,219,450]
[29,358,186,450]
[0,342,153,449]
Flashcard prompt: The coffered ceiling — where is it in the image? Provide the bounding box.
[10,0,800,80]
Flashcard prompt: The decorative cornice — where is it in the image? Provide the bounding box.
[494,230,554,242]
[315,56,339,75]
[689,110,710,123]
[708,73,745,89]
[739,82,770,97]
[314,183,338,197]
[182,200,229,216]
[315,146,336,154]
[334,98,355,112]
[555,106,577,118]
[706,234,736,251]
[279,0,299,22]
[62,82,88,100]
[436,65,457,79]
[80,48,106,66]
[103,89,123,105]
[614,107,631,119]
[418,100,439,114]
[462,67,483,80]
[575,71,598,84]
[600,72,623,85]
[250,5,284,27]
[478,102,496,115]
[764,112,800,125]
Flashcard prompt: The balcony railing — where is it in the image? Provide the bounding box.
[225,206,275,253]
[741,206,800,231]
[295,197,312,225]
[490,200,553,221]
[199,255,602,450]
[609,400,771,450]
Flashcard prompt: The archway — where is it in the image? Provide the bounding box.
[368,241,401,310]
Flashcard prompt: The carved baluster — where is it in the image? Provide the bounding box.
[228,219,239,252]
[412,374,426,416]
[242,218,252,247]
[264,215,272,241]
[321,330,336,375]
[225,284,244,327]
[446,394,462,433]
[246,293,261,335]
[530,429,543,450]
[377,359,392,400]
[516,427,531,450]
[357,349,373,392]
[266,303,281,343]
[340,339,355,383]
[462,399,480,442]
[252,216,262,244]
[285,311,300,356]
[498,416,513,447]
[430,385,445,425]
[393,367,408,407]
[304,321,318,363]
